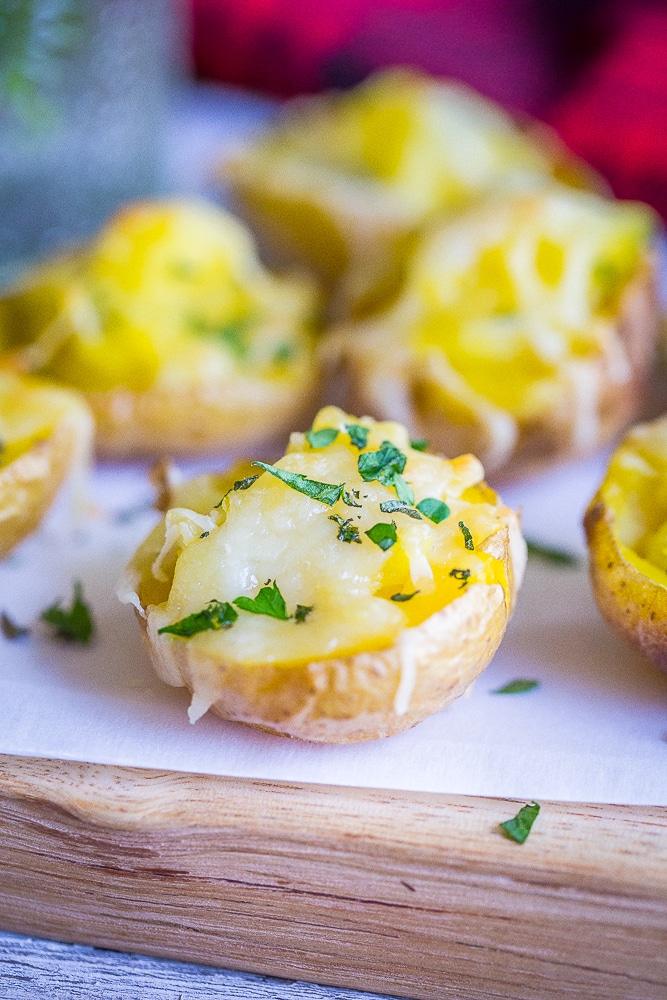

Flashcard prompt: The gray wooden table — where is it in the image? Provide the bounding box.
[0,932,398,1000]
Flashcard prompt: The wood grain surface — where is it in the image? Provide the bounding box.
[0,754,666,1000]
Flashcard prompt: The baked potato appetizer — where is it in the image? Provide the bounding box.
[0,373,93,559]
[225,67,602,318]
[585,415,667,674]
[119,405,526,742]
[0,199,320,457]
[327,187,658,477]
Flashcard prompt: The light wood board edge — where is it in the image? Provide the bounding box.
[0,753,666,1000]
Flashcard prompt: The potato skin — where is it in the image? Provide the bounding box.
[584,493,667,675]
[0,390,93,559]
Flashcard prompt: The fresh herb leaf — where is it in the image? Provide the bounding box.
[234,580,289,620]
[40,581,94,644]
[365,521,397,551]
[459,520,474,550]
[493,679,540,695]
[358,440,407,486]
[393,474,415,505]
[410,438,429,452]
[214,474,259,508]
[158,600,237,637]
[191,317,249,359]
[273,342,294,365]
[345,423,369,450]
[499,802,540,844]
[449,568,471,588]
[306,427,339,449]
[379,500,422,519]
[526,540,580,567]
[329,514,362,543]
[1,611,29,640]
[390,591,420,602]
[343,488,363,508]
[294,604,313,624]
[253,462,343,507]
[200,531,210,539]
[417,498,450,524]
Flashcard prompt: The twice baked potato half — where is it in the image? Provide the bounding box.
[120,406,526,742]
[585,415,667,674]
[225,67,602,318]
[328,187,658,477]
[0,199,320,457]
[0,373,93,559]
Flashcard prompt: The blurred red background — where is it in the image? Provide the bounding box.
[190,0,667,219]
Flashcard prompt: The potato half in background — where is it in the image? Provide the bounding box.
[585,415,667,675]
[0,200,320,458]
[0,374,93,559]
[326,187,658,478]
[225,66,604,320]
[119,405,526,743]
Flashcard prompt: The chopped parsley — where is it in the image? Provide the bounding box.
[416,498,450,524]
[410,438,428,452]
[365,521,397,551]
[158,600,238,637]
[306,426,339,449]
[493,679,539,695]
[449,568,471,588]
[379,500,422,519]
[191,317,249,360]
[390,591,419,602]
[273,342,295,365]
[294,604,314,624]
[234,580,289,620]
[393,474,415,505]
[345,423,369,450]
[253,462,343,506]
[459,520,474,550]
[214,474,259,507]
[1,611,29,640]
[358,440,406,485]
[499,802,540,844]
[329,514,361,543]
[199,531,210,539]
[526,540,580,567]
[343,488,363,508]
[40,581,94,644]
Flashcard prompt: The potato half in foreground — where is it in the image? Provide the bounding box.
[328,187,658,477]
[0,374,92,559]
[585,415,667,674]
[0,199,319,457]
[119,406,526,742]
[226,67,601,318]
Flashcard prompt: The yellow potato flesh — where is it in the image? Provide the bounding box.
[585,416,667,673]
[0,200,314,395]
[143,406,512,670]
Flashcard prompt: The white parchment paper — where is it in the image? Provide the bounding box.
[1,449,666,806]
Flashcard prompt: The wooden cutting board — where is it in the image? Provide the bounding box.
[1,753,665,1000]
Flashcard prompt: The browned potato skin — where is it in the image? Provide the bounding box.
[0,395,93,559]
[584,490,667,676]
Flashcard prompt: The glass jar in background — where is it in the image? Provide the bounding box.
[0,0,179,282]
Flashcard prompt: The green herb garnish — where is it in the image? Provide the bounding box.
[253,462,343,507]
[358,440,406,486]
[200,531,210,538]
[40,581,94,644]
[390,591,419,602]
[273,342,294,365]
[526,540,580,567]
[306,427,339,449]
[416,498,450,524]
[191,317,249,359]
[294,604,313,624]
[379,500,422,519]
[214,474,259,507]
[410,438,428,452]
[343,488,363,508]
[392,474,415,505]
[365,521,398,551]
[345,423,369,450]
[449,568,471,588]
[459,520,474,550]
[493,679,539,695]
[1,611,29,640]
[329,514,361,543]
[158,600,238,637]
[234,580,289,620]
[499,802,540,844]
